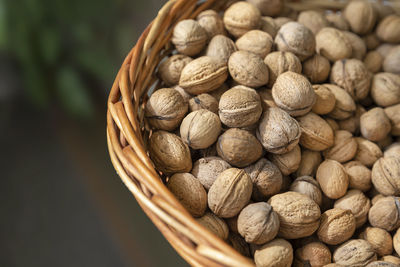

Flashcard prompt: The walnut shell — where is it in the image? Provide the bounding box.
[326,118,340,132]
[383,46,400,74]
[223,1,261,38]
[312,85,336,115]
[172,19,208,56]
[227,233,251,257]
[385,104,400,136]
[257,107,301,154]
[179,56,228,95]
[274,17,294,29]
[360,107,391,142]
[317,208,356,245]
[244,158,283,201]
[394,228,400,257]
[376,15,400,43]
[269,144,301,176]
[290,176,323,206]
[334,189,370,228]
[258,87,277,111]
[294,242,331,267]
[217,128,263,168]
[303,55,331,84]
[247,0,284,17]
[275,22,316,61]
[196,212,229,240]
[191,157,231,190]
[316,28,352,62]
[272,71,316,117]
[208,168,252,218]
[268,191,321,239]
[343,0,377,35]
[333,239,377,267]
[228,50,269,87]
[330,59,371,101]
[264,51,302,88]
[238,202,280,244]
[326,13,349,31]
[323,130,358,163]
[366,261,399,267]
[354,137,383,167]
[316,160,349,199]
[197,10,226,40]
[235,30,273,58]
[364,51,383,73]
[368,196,400,231]
[149,131,192,174]
[343,31,367,60]
[167,173,207,217]
[206,35,237,64]
[344,161,372,192]
[298,10,330,35]
[371,73,400,107]
[296,149,322,177]
[360,227,393,257]
[188,93,218,114]
[363,33,380,50]
[337,104,365,135]
[381,256,400,266]
[158,55,192,86]
[254,239,293,267]
[297,112,334,151]
[384,142,400,158]
[219,85,262,128]
[324,84,356,120]
[372,156,400,196]
[145,88,188,131]
[376,43,395,58]
[260,16,278,38]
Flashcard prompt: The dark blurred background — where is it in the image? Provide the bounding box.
[1,0,187,266]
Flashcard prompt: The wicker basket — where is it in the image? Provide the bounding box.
[106,0,399,266]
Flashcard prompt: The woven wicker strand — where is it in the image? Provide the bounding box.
[107,0,398,266]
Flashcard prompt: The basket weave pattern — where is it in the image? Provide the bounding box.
[106,0,398,266]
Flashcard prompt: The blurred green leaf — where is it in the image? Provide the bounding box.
[24,61,49,108]
[39,26,61,65]
[0,0,7,49]
[56,66,94,119]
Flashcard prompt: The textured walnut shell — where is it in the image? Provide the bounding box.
[274,17,293,29]
[344,161,372,192]
[248,0,283,16]
[173,85,192,103]
[298,10,330,35]
[303,55,331,84]
[318,208,356,245]
[208,168,252,218]
[372,156,400,196]
[158,55,192,86]
[191,157,231,190]
[372,2,395,20]
[254,239,293,267]
[272,71,316,117]
[334,189,370,228]
[196,212,229,240]
[180,109,221,149]
[383,46,400,74]
[167,173,207,217]
[343,31,367,60]
[324,84,356,120]
[323,130,358,163]
[376,15,400,43]
[360,107,391,142]
[197,10,226,40]
[269,144,301,176]
[238,202,280,244]
[149,131,192,174]
[385,104,400,136]
[297,112,334,151]
[235,30,273,59]
[188,93,218,114]
[385,142,400,158]
[172,19,207,56]
[294,242,331,267]
[343,0,377,35]
[296,149,322,177]
[368,196,400,231]
[257,107,301,154]
[268,191,320,239]
[376,44,395,59]
[179,56,228,95]
[381,256,400,266]
[218,85,262,128]
[312,85,336,115]
[376,135,394,150]
[354,137,382,167]
[290,176,323,206]
[260,16,278,38]
[363,33,381,50]
[206,35,237,64]
[330,59,371,101]
[371,73,400,107]
[364,51,383,74]
[217,128,263,168]
[333,239,377,267]
[223,1,261,38]
[228,50,269,88]
[394,228,400,257]
[316,28,352,62]
[316,160,349,199]
[326,13,349,31]
[326,118,339,132]
[209,83,229,101]
[145,88,188,131]
[275,22,316,61]
[244,158,283,201]
[360,227,393,257]
[258,88,277,111]
[337,105,364,135]
[227,233,251,257]
[366,261,399,267]
[264,51,302,88]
